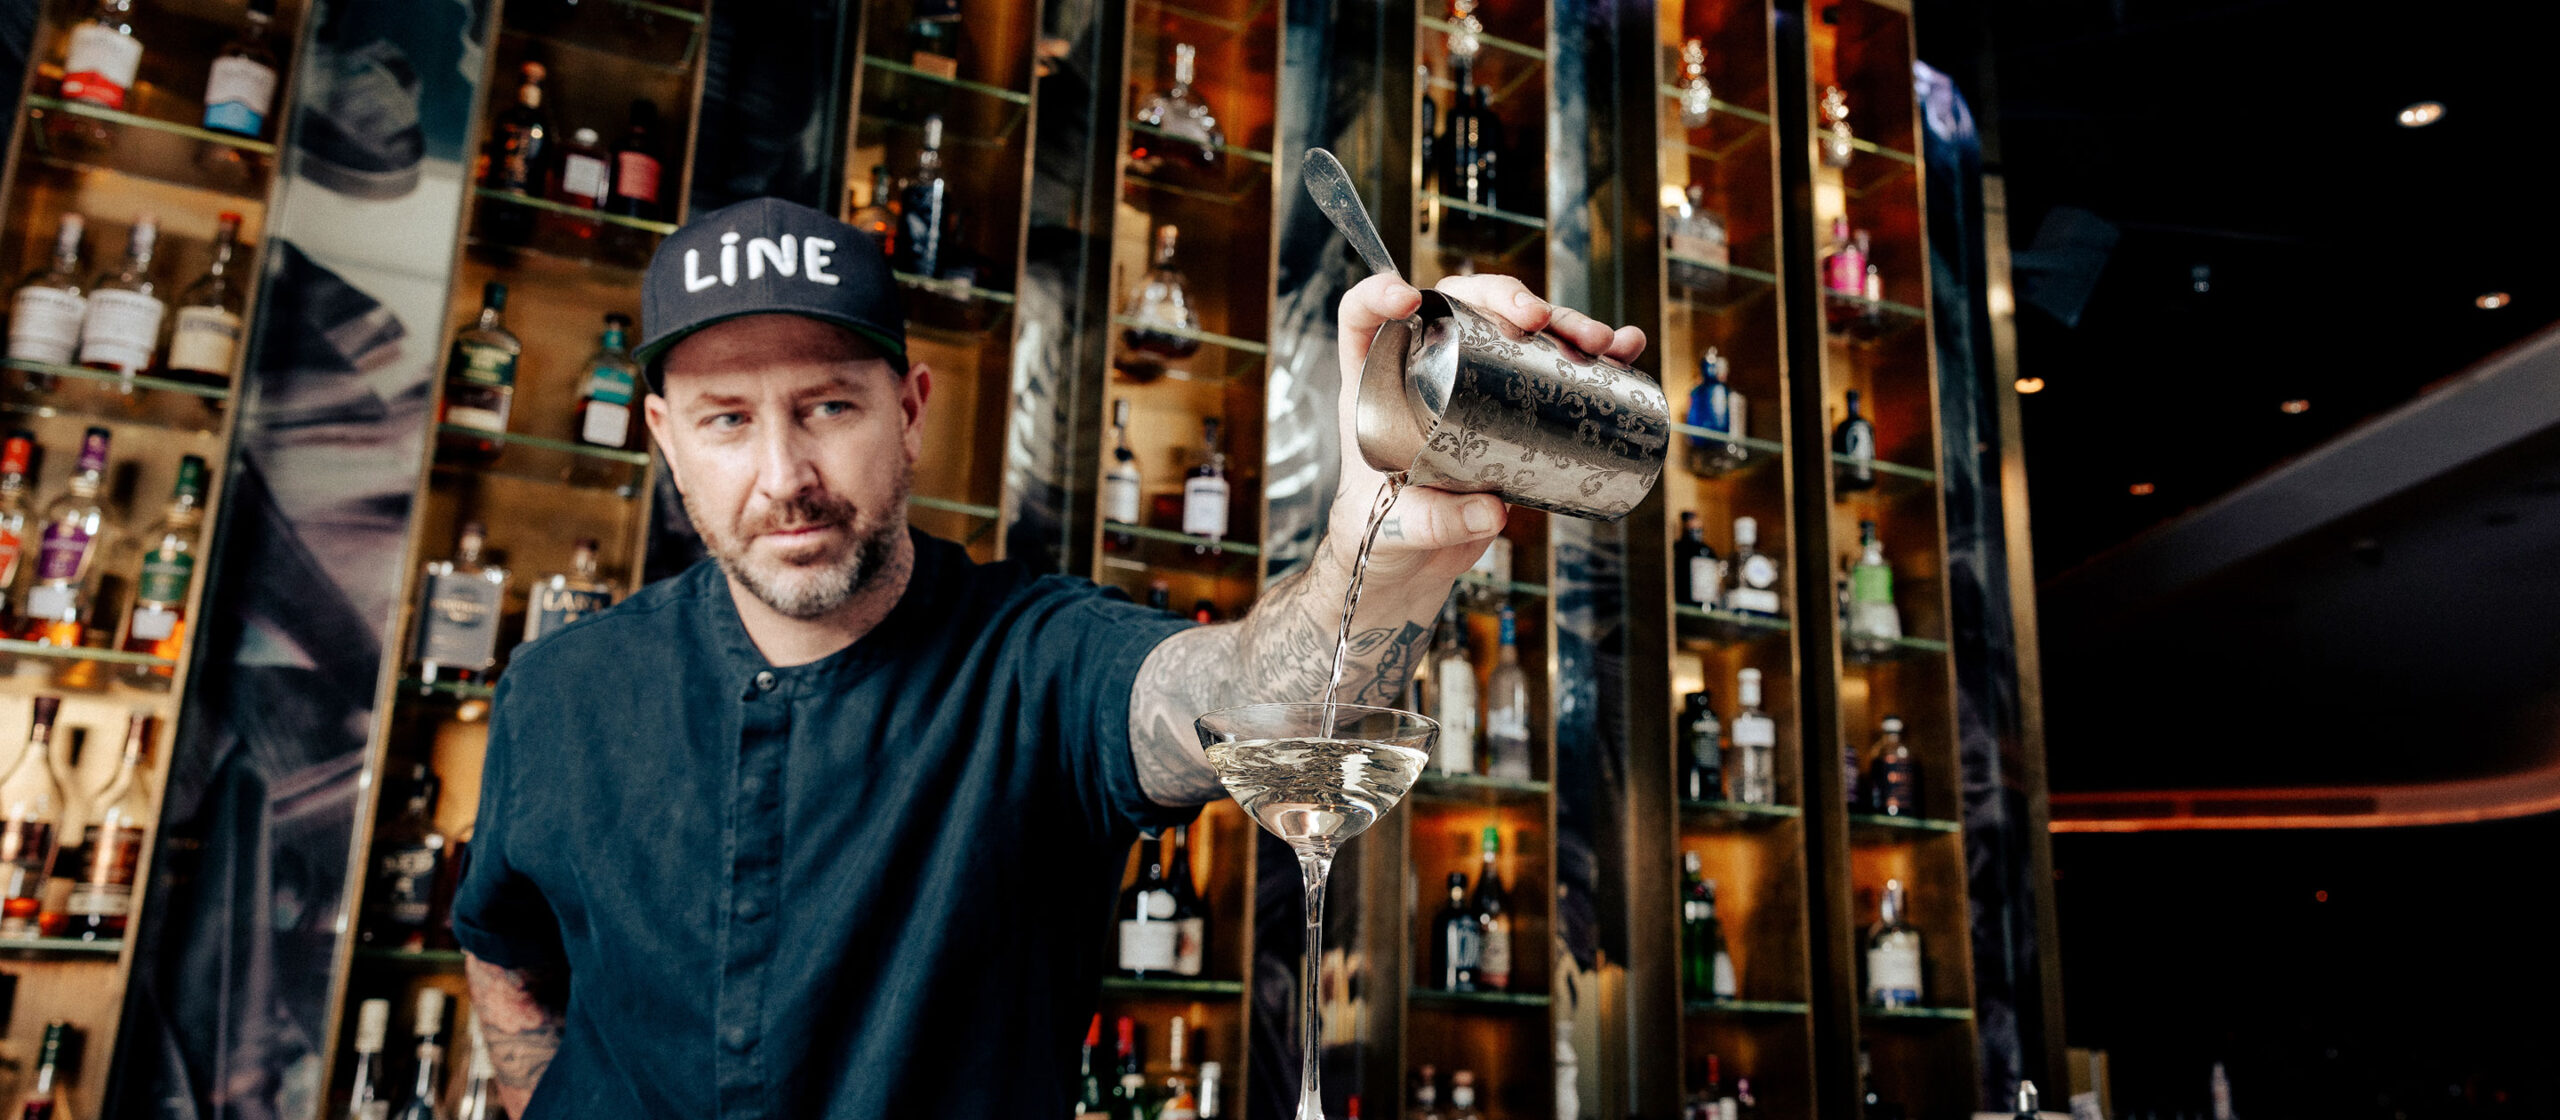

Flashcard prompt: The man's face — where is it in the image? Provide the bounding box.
[643,314,930,620]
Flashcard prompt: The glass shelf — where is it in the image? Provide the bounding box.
[1432,194,1545,231]
[1658,88,1775,163]
[1654,87,1773,127]
[861,55,1032,105]
[857,106,1030,150]
[1679,799,1801,828]
[464,235,647,281]
[0,936,123,958]
[1122,165,1268,208]
[399,676,497,701]
[1105,317,1268,357]
[1409,987,1552,1011]
[1685,998,1810,1017]
[911,495,1000,520]
[355,946,468,970]
[1099,523,1263,574]
[473,189,678,236]
[1843,633,1950,665]
[1425,208,1547,265]
[0,638,177,670]
[1666,254,1780,310]
[1412,772,1551,808]
[1825,289,1927,325]
[3,358,230,401]
[504,0,706,69]
[1099,976,1247,998]
[1668,425,1785,462]
[433,425,652,497]
[1674,605,1791,648]
[895,272,1016,306]
[1830,454,1937,505]
[1125,121,1274,166]
[1848,812,1961,839]
[1418,16,1547,61]
[1456,571,1550,599]
[1861,1004,1975,1023]
[26,93,278,154]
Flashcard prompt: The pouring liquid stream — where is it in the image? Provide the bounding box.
[1319,471,1410,726]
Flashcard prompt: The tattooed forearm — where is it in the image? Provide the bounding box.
[465,952,564,1117]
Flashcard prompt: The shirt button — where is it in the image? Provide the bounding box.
[741,775,765,796]
[737,898,764,921]
[753,670,777,692]
[722,1026,751,1052]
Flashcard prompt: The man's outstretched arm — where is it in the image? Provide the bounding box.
[465,951,565,1117]
[1127,273,1648,806]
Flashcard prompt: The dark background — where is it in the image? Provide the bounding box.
[1921,0,2560,1113]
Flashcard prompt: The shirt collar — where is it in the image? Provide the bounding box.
[695,527,956,686]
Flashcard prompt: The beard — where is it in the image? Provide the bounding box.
[687,471,910,621]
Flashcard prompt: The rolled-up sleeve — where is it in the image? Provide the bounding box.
[450,675,564,971]
[1019,577,1204,840]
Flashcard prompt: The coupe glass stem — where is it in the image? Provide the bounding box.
[1296,847,1334,1120]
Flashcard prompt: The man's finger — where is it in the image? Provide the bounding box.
[1436,274,1551,335]
[1547,306,1620,355]
[1604,324,1648,362]
[1336,273,1425,380]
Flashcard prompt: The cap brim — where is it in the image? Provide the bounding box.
[634,309,910,388]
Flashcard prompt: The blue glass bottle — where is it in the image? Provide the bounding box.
[1684,347,1749,475]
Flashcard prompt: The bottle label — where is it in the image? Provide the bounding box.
[1846,425,1875,463]
[560,152,611,206]
[0,526,21,589]
[7,286,87,364]
[1727,555,1782,614]
[71,825,145,917]
[1103,472,1142,524]
[1851,562,1893,606]
[451,340,517,388]
[1434,662,1477,773]
[1478,923,1512,987]
[526,585,613,643]
[1866,942,1923,1004]
[1174,916,1205,976]
[1181,478,1228,538]
[355,1105,390,1120]
[78,289,168,373]
[35,520,95,583]
[138,547,194,606]
[416,574,502,669]
[168,305,244,375]
[1687,555,1723,606]
[1731,714,1775,749]
[1118,918,1178,972]
[613,151,663,206]
[580,402,631,448]
[377,844,441,926]
[203,55,279,134]
[22,582,78,626]
[61,23,143,108]
[1713,950,1738,998]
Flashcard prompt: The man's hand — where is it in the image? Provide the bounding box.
[1328,273,1649,583]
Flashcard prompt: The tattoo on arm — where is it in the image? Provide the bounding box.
[466,952,564,1115]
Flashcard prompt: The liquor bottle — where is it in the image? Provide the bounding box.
[118,454,209,679]
[202,0,279,137]
[1425,601,1478,775]
[362,763,448,950]
[907,0,963,76]
[1159,1014,1195,1119]
[1103,399,1141,550]
[1722,516,1782,616]
[437,283,521,461]
[1684,347,1750,476]
[59,0,142,109]
[347,998,393,1120]
[66,712,151,939]
[1470,826,1512,991]
[550,127,612,238]
[1845,520,1901,649]
[849,164,897,260]
[21,428,111,647]
[1674,512,1722,609]
[1731,669,1776,806]
[453,1016,498,1120]
[165,212,246,387]
[1466,534,1514,609]
[1681,852,1738,1002]
[1483,603,1531,780]
[1181,417,1228,552]
[1831,391,1876,498]
[1820,85,1855,169]
[1865,878,1924,1008]
[524,538,617,644]
[411,523,508,685]
[1680,690,1723,802]
[1412,1065,1443,1120]
[1074,1015,1109,1120]
[608,100,666,222]
[575,313,641,449]
[1190,598,1216,625]
[1446,1070,1482,1120]
[1196,1061,1223,1120]
[395,988,451,1120]
[1109,1016,1146,1120]
[2210,1062,2236,1120]
[1430,870,1480,990]
[17,1022,67,1120]
[1145,579,1173,614]
[1117,224,1202,379]
[2013,1080,2041,1120]
[8,215,88,366]
[481,62,551,200]
[1117,831,1179,977]
[0,433,35,611]
[0,698,64,939]
[1418,65,1438,201]
[1131,43,1225,170]
[1865,715,1918,817]
[1859,1043,1906,1120]
[1821,216,1864,296]
[77,213,166,378]
[893,115,953,278]
[1677,38,1713,128]
[1466,86,1504,211]
[1166,823,1207,976]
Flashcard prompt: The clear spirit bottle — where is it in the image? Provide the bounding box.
[437,283,521,462]
[576,313,641,449]
[77,213,166,380]
[1674,511,1722,608]
[65,711,151,939]
[1118,224,1202,380]
[21,428,111,647]
[1722,516,1783,616]
[1865,878,1924,1007]
[347,999,392,1120]
[1197,1062,1223,1120]
[394,988,453,1120]
[1448,1070,1483,1120]
[0,433,34,605]
[0,696,64,939]
[522,537,618,645]
[411,522,509,685]
[1864,714,1918,817]
[1483,603,1532,780]
[894,115,954,278]
[118,453,208,683]
[1845,519,1901,651]
[1470,827,1512,990]
[201,0,279,137]
[1181,416,1228,552]
[1731,668,1776,805]
[1684,347,1749,475]
[362,763,448,951]
[1132,43,1225,172]
[1427,600,1478,775]
[7,214,88,366]
[1103,399,1141,550]
[1677,38,1713,128]
[166,212,245,388]
[1680,689,1723,802]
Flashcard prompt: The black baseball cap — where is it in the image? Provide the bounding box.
[634,196,908,382]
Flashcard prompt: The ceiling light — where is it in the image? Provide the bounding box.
[2014,376,2046,394]
[2397,101,2445,128]
[2128,482,2156,496]
[2280,399,2310,414]
[2477,291,2511,310]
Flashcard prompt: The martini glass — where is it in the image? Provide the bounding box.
[1195,702,1437,1120]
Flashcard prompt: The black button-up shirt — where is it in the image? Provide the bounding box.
[451,531,1196,1117]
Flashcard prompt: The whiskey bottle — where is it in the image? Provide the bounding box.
[58,0,142,110]
[0,433,35,611]
[523,538,617,644]
[907,0,963,77]
[1430,871,1481,990]
[480,63,552,242]
[1680,689,1723,802]
[347,999,392,1120]
[1131,43,1225,170]
[202,0,279,137]
[1722,516,1782,616]
[362,763,448,951]
[1684,347,1749,475]
[1117,832,1180,977]
[1426,600,1478,775]
[893,115,953,278]
[1865,715,1918,817]
[0,698,65,939]
[1117,224,1202,378]
[1832,390,1876,493]
[18,1022,68,1119]
[1483,603,1532,780]
[1470,826,1512,991]
[1103,399,1141,549]
[1680,851,1738,1002]
[437,283,521,461]
[394,988,452,1120]
[1159,1014,1195,1118]
[21,428,112,647]
[7,215,88,366]
[118,453,209,681]
[65,711,151,939]
[1865,878,1924,1007]
[77,213,166,379]
[575,313,641,449]
[412,523,507,685]
[1180,417,1228,551]
[1731,668,1776,805]
[1166,823,1207,976]
[605,98,666,225]
[1447,1070,1483,1120]
[550,126,612,240]
[1844,519,1901,650]
[1674,511,1721,608]
[166,212,246,388]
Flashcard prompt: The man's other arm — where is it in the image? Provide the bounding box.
[465,951,564,1116]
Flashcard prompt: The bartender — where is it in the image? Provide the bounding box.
[451,197,1646,1116]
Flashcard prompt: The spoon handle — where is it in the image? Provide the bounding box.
[1302,147,1402,278]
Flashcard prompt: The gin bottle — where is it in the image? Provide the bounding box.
[1483,603,1532,780]
[1684,347,1749,475]
[7,215,88,366]
[118,453,209,681]
[1865,715,1918,817]
[347,999,393,1120]
[165,212,245,387]
[1681,852,1738,1001]
[438,283,521,461]
[201,0,279,137]
[1680,689,1723,802]
[575,313,641,449]
[1722,516,1783,617]
[1426,600,1478,775]
[1673,512,1721,609]
[1731,668,1776,805]
[1181,417,1228,551]
[893,115,954,278]
[1845,519,1902,650]
[1832,390,1876,494]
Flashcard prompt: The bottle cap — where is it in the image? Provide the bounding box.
[483,281,508,310]
[414,988,445,1034]
[574,127,600,145]
[1680,510,1700,529]
[77,427,111,475]
[30,695,62,733]
[520,61,547,84]
[1480,825,1500,852]
[1452,1070,1475,1086]
[0,431,32,477]
[1447,870,1467,889]
[1881,715,1904,733]
[1084,1013,1101,1047]
[355,998,391,1052]
[1733,515,1757,545]
[1683,850,1701,873]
